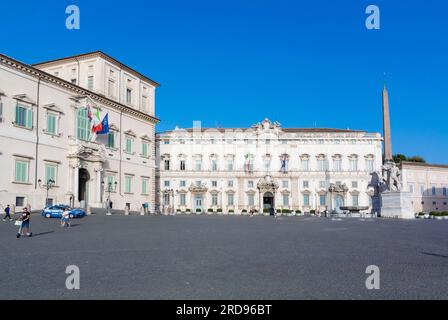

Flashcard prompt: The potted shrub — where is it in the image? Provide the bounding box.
[217,208,223,214]
[186,208,191,214]
[295,210,302,216]
[242,209,247,215]
[196,208,202,214]
[310,209,316,215]
[176,209,181,214]
[207,208,214,214]
[263,208,269,216]
[228,209,234,214]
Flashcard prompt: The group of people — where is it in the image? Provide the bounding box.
[2,204,71,238]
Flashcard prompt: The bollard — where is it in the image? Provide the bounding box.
[86,205,92,215]
[124,205,129,216]
[140,206,145,216]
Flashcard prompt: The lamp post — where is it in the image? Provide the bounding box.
[102,180,117,216]
[38,179,55,208]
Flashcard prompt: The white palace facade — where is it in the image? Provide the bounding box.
[156,119,383,214]
[0,52,159,212]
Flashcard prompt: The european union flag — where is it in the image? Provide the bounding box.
[97,113,109,134]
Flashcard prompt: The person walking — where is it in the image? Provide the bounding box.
[3,205,13,221]
[269,206,276,219]
[17,207,32,238]
[61,208,71,228]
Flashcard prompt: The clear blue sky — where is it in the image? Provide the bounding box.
[1,0,447,163]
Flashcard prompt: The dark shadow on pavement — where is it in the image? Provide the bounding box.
[32,231,55,237]
[422,252,448,259]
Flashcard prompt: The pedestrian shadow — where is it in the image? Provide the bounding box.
[32,231,55,237]
[421,252,448,259]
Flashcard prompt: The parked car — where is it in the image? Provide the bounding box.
[42,205,86,219]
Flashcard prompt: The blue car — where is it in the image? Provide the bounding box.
[42,205,86,219]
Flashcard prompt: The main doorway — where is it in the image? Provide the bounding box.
[334,195,344,213]
[263,192,274,210]
[194,194,203,212]
[78,168,90,208]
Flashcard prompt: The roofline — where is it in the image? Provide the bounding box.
[32,51,161,88]
[0,53,160,124]
[400,161,448,169]
[156,127,372,135]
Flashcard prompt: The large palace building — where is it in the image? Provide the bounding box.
[156,119,383,214]
[0,52,159,212]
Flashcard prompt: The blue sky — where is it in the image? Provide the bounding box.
[1,0,447,163]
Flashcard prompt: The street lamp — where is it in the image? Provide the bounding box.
[102,180,117,215]
[38,179,55,208]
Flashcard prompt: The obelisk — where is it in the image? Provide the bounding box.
[382,84,393,161]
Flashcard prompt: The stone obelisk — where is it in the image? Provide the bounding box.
[382,84,393,161]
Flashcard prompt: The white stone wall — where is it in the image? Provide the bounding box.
[156,120,383,214]
[400,162,448,213]
[0,54,157,212]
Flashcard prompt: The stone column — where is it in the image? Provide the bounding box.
[95,167,103,206]
[72,165,79,205]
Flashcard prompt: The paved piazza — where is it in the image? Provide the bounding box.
[1,213,448,300]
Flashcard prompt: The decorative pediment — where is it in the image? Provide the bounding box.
[109,124,119,132]
[140,134,152,141]
[124,130,136,137]
[189,183,208,193]
[257,175,279,191]
[68,141,106,162]
[43,103,65,114]
[329,183,349,193]
[13,94,36,105]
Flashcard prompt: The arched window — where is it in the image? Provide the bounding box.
[76,108,90,141]
[349,154,359,172]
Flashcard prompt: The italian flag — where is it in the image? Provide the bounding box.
[91,108,103,133]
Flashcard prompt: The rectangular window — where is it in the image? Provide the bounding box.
[366,159,374,172]
[319,181,326,188]
[303,194,310,206]
[352,195,359,206]
[45,164,57,184]
[164,180,170,187]
[248,180,254,188]
[87,76,94,91]
[211,159,218,171]
[227,160,234,172]
[409,184,414,193]
[303,181,309,189]
[301,159,309,171]
[248,194,255,206]
[164,159,170,171]
[228,180,234,188]
[141,178,149,195]
[319,194,326,206]
[76,108,90,141]
[124,176,132,193]
[180,194,186,206]
[107,133,115,149]
[15,197,25,207]
[318,159,326,171]
[15,160,29,183]
[15,104,32,129]
[126,88,132,104]
[180,160,186,171]
[125,137,133,153]
[212,181,218,187]
[108,80,115,98]
[71,78,77,84]
[432,186,436,196]
[443,187,447,197]
[195,160,202,172]
[46,113,57,134]
[349,159,358,171]
[352,181,358,188]
[228,194,234,206]
[282,180,289,188]
[180,180,186,187]
[163,193,170,206]
[141,142,149,157]
[283,194,289,206]
[106,175,115,190]
[212,194,218,206]
[333,159,342,171]
[420,185,425,195]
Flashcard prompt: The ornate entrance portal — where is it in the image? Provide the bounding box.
[78,168,90,207]
[257,175,278,213]
[263,192,274,210]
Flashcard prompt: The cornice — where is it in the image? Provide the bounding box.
[0,54,160,125]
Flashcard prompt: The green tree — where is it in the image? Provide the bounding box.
[407,156,426,163]
[392,154,407,164]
